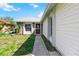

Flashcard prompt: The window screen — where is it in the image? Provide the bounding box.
[25,24,31,31]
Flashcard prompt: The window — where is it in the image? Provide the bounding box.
[50,17,52,36]
[48,17,52,37]
[25,24,31,31]
[48,17,52,36]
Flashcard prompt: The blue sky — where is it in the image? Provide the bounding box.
[0,3,47,20]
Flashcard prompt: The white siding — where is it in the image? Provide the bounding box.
[43,18,48,39]
[56,3,79,55]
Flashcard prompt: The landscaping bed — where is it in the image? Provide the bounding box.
[41,35,56,51]
[13,34,36,56]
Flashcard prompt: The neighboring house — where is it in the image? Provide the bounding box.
[0,18,12,33]
[41,3,79,55]
[16,17,42,35]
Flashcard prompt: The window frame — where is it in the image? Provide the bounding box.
[25,24,31,31]
[48,16,52,36]
[50,17,52,36]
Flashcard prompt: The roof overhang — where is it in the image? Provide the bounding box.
[16,21,40,23]
[41,3,56,22]
[16,17,41,23]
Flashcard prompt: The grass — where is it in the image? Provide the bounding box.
[13,34,36,56]
[41,35,56,51]
[0,31,9,36]
[0,34,36,56]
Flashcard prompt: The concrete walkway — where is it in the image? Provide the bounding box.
[32,35,60,56]
[32,35,49,56]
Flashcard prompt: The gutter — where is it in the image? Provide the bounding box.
[40,3,56,23]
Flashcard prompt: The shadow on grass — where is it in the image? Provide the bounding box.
[13,34,36,56]
[41,35,56,51]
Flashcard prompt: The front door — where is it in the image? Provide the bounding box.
[36,24,40,34]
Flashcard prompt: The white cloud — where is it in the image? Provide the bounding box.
[0,3,21,11]
[37,12,43,17]
[29,3,39,8]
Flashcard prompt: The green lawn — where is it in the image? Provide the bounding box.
[0,34,36,56]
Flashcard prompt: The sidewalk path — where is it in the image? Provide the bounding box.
[32,35,60,56]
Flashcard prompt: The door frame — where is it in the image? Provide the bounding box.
[35,23,41,35]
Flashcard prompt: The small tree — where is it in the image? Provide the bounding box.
[1,16,19,33]
[0,22,4,30]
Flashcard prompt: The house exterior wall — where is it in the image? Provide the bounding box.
[55,3,79,55]
[48,7,56,47]
[43,18,48,39]
[17,22,41,35]
[42,3,79,56]
[43,6,56,47]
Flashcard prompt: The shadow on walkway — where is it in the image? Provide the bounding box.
[13,34,36,56]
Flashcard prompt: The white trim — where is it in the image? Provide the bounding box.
[23,22,33,34]
[41,3,56,22]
